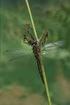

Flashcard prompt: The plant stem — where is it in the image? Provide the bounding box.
[25,0,52,105]
[25,0,39,41]
[40,55,52,105]
[33,46,52,105]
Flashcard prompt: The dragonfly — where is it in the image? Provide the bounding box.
[5,24,64,84]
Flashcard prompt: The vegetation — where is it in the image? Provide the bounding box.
[0,0,70,105]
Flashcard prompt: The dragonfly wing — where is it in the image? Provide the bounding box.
[5,46,32,61]
[43,41,64,49]
[42,41,64,58]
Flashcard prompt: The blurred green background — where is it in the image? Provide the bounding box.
[0,0,70,105]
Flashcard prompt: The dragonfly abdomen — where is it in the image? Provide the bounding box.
[32,44,44,84]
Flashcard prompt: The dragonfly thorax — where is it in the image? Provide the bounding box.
[32,40,41,56]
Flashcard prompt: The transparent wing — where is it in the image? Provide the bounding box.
[42,41,64,58]
[5,40,65,61]
[5,44,32,61]
[43,41,64,50]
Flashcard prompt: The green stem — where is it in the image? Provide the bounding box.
[25,0,39,41]
[40,55,52,105]
[25,0,52,105]
[34,50,52,105]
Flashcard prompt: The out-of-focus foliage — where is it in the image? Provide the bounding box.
[0,0,70,105]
